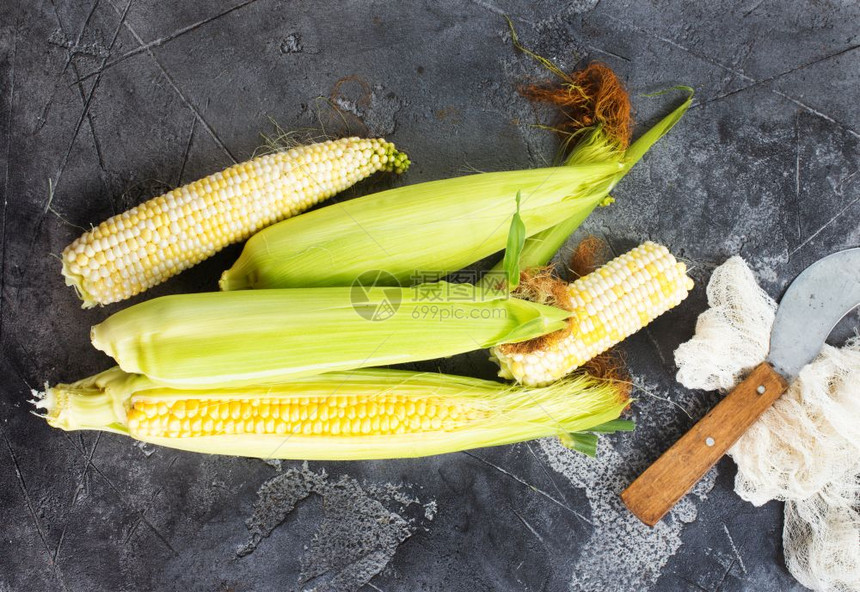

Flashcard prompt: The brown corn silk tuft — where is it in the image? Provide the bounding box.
[520,62,633,150]
[568,234,612,278]
[517,76,625,151]
[512,266,572,311]
[503,267,573,354]
[506,19,632,150]
[580,346,633,406]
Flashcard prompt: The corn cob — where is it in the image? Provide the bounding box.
[90,282,571,388]
[491,242,694,386]
[33,367,630,460]
[62,137,409,308]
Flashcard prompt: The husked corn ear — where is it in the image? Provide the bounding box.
[33,367,630,461]
[492,242,693,386]
[62,138,409,308]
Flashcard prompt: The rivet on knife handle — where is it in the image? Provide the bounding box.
[620,362,789,527]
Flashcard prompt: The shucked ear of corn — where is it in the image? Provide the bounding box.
[62,137,409,308]
[32,367,630,460]
[491,242,694,386]
[90,282,571,388]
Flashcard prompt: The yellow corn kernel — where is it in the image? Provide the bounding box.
[119,391,485,440]
[172,401,186,419]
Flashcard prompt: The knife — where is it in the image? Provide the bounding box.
[621,247,860,527]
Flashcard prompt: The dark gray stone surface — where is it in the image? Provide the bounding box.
[2,1,858,590]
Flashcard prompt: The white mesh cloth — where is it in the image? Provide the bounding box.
[674,256,860,592]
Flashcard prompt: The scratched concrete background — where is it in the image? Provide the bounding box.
[1,1,858,591]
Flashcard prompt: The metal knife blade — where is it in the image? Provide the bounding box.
[768,247,860,380]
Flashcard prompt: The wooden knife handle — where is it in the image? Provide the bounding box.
[621,362,789,526]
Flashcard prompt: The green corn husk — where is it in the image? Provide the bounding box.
[90,283,571,388]
[33,367,631,460]
[218,161,624,290]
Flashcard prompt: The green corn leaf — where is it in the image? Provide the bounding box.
[558,418,635,457]
[560,432,599,457]
[588,418,635,433]
[503,190,527,289]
